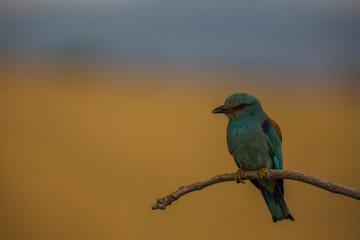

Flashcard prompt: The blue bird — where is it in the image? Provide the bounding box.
[212,93,294,222]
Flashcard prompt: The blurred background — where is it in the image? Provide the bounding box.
[0,1,360,239]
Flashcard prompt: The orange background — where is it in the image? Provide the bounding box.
[0,63,359,239]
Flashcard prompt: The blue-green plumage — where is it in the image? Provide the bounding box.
[212,93,294,222]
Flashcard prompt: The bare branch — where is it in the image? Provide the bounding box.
[152,169,360,210]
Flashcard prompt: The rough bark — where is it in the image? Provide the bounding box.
[152,169,360,210]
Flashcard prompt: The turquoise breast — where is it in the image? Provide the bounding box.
[227,119,273,171]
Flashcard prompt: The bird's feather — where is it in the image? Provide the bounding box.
[261,117,283,169]
[266,116,282,142]
[261,118,284,193]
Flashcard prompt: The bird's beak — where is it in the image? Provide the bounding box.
[212,105,232,114]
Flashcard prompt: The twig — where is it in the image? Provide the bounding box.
[152,169,360,210]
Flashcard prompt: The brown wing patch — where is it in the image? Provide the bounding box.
[266,115,283,142]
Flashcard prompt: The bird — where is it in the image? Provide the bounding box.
[212,93,294,222]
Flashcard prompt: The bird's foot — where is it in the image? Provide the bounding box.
[256,167,268,179]
[235,168,245,184]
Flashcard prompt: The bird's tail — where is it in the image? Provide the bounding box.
[259,184,294,222]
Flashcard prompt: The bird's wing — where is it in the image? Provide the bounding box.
[266,117,282,143]
[262,116,283,169]
[260,116,284,193]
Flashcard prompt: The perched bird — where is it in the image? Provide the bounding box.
[212,93,294,222]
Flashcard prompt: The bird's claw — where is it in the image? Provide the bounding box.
[235,168,245,184]
[257,167,268,179]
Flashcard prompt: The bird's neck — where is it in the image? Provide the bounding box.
[227,114,266,129]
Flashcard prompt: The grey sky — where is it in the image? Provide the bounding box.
[1,0,359,70]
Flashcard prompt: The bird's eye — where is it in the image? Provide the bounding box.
[234,103,247,109]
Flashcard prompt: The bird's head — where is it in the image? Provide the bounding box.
[212,93,265,120]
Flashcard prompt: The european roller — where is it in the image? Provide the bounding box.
[212,93,294,222]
